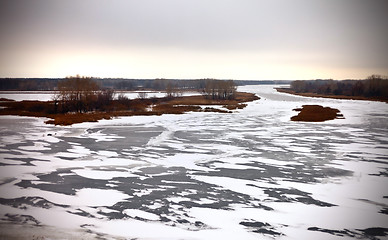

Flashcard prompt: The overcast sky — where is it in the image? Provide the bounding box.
[1,0,387,80]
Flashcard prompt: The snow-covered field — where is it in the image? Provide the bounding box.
[0,91,56,101]
[0,85,387,239]
[0,90,199,101]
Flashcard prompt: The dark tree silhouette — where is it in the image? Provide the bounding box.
[201,79,236,100]
[289,75,388,100]
[54,75,114,113]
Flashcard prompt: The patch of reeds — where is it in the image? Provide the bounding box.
[291,105,344,122]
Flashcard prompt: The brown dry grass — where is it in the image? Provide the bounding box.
[0,92,259,125]
[0,98,15,101]
[45,112,113,125]
[291,105,344,122]
[168,92,258,106]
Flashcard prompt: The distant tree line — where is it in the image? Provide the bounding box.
[290,75,388,99]
[0,78,60,90]
[0,77,205,91]
[109,78,209,91]
[0,77,290,91]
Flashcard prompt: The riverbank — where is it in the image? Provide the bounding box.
[276,88,388,103]
[0,92,259,125]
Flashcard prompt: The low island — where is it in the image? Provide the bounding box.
[291,105,344,122]
[277,76,388,122]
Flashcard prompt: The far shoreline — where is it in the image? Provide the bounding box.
[276,88,388,103]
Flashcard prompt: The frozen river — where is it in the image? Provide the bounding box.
[0,85,387,239]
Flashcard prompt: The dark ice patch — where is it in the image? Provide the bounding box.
[0,197,69,209]
[2,214,40,225]
[308,227,357,237]
[308,226,388,239]
[0,157,36,166]
[380,208,388,215]
[202,158,352,186]
[71,126,164,151]
[369,170,388,177]
[16,169,108,195]
[358,227,388,237]
[295,197,335,207]
[240,220,282,236]
[104,166,273,228]
[261,187,336,207]
[67,208,97,218]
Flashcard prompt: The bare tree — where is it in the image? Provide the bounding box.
[201,79,236,100]
[57,75,99,113]
[96,89,115,111]
[137,92,148,99]
[165,81,181,98]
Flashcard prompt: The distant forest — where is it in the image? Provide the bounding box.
[0,78,290,91]
[289,75,388,100]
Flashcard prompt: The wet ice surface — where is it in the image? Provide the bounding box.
[0,85,388,239]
